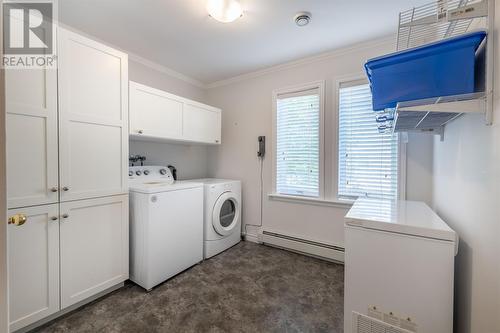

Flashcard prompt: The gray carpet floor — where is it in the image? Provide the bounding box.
[34,241,344,333]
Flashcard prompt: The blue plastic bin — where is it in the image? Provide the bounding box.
[365,31,487,111]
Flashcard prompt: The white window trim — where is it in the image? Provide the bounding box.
[268,193,353,208]
[271,80,326,199]
[333,74,407,203]
[398,133,408,200]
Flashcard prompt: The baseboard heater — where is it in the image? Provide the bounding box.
[261,231,344,263]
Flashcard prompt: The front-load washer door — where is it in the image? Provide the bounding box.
[212,192,240,236]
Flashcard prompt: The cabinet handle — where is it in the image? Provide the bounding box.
[215,140,219,143]
[50,187,58,192]
[8,214,27,226]
[62,214,69,219]
[138,130,144,134]
[51,216,58,221]
[62,187,70,192]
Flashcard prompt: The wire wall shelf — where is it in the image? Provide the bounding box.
[382,0,494,137]
[397,0,488,51]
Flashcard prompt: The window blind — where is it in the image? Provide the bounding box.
[338,82,399,200]
[276,88,320,197]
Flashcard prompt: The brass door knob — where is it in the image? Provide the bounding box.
[8,214,27,226]
[50,187,58,192]
[62,214,69,219]
[62,187,70,192]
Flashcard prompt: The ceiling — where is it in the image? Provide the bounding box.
[59,0,429,85]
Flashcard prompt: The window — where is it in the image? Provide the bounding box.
[338,80,399,200]
[273,83,324,198]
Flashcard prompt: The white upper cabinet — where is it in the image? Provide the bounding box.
[129,82,183,139]
[5,68,59,209]
[129,81,221,145]
[59,195,129,309]
[8,204,60,332]
[183,102,221,144]
[58,29,129,202]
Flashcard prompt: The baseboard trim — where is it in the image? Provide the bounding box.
[262,231,344,263]
[243,233,260,244]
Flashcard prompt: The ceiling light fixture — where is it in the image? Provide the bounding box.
[294,12,312,27]
[207,0,243,23]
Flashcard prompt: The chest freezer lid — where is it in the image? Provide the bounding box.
[345,198,457,243]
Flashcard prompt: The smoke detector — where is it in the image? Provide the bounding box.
[294,12,311,27]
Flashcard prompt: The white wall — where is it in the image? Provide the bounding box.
[129,140,209,180]
[432,6,500,332]
[128,60,210,179]
[206,38,434,246]
[129,60,206,102]
[407,132,434,204]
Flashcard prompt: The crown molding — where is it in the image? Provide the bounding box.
[56,22,206,89]
[205,35,396,89]
[127,54,206,88]
[56,23,396,91]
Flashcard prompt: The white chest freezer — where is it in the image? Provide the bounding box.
[344,198,458,333]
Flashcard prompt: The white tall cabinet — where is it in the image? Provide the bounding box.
[60,195,128,308]
[6,29,129,332]
[5,68,58,209]
[7,204,59,332]
[58,30,128,202]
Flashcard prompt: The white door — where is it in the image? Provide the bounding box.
[183,102,221,144]
[8,204,60,332]
[60,195,128,308]
[58,28,128,202]
[129,81,183,139]
[5,68,58,209]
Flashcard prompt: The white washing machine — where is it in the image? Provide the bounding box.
[129,166,204,291]
[190,179,242,259]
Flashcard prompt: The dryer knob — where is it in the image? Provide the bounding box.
[128,171,133,177]
[144,170,150,175]
[136,170,142,176]
[159,169,167,175]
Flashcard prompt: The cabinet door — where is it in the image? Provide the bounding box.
[129,81,183,139]
[58,29,128,202]
[183,102,221,144]
[60,195,129,308]
[5,68,58,209]
[8,204,60,332]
